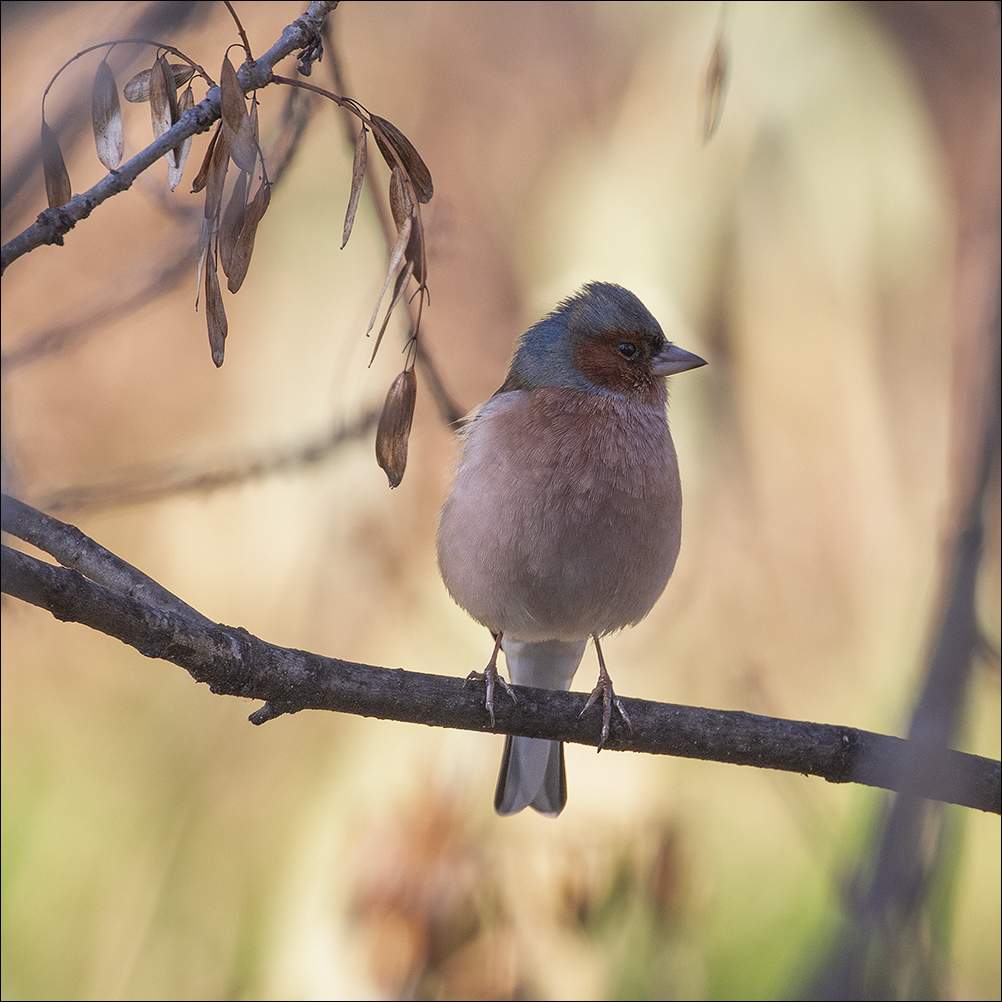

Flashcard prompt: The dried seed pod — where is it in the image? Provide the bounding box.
[388,166,425,285]
[190,123,220,193]
[172,63,196,89]
[388,164,413,230]
[219,169,248,276]
[220,56,256,174]
[40,121,72,208]
[150,55,180,168]
[167,85,194,190]
[124,67,153,103]
[369,258,414,364]
[342,123,367,249]
[148,59,170,141]
[194,215,212,304]
[702,32,728,142]
[376,368,417,488]
[371,115,433,203]
[366,211,411,337]
[248,97,259,154]
[124,63,194,103]
[205,255,227,367]
[226,180,271,293]
[202,126,230,221]
[92,59,124,170]
[407,224,424,286]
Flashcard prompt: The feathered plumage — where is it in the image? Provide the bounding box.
[437,283,705,816]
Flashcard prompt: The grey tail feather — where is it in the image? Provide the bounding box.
[494,735,567,817]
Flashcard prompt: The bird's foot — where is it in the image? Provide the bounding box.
[580,636,632,750]
[464,632,516,728]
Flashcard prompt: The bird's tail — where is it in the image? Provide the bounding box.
[494,638,587,817]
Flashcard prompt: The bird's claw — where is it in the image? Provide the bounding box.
[580,643,632,749]
[464,638,516,727]
[465,665,516,727]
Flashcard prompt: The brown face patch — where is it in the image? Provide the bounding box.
[573,328,665,403]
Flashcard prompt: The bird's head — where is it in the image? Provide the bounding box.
[499,282,706,403]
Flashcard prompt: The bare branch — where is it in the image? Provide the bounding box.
[1,494,203,621]
[30,409,379,514]
[0,1,339,276]
[2,494,998,815]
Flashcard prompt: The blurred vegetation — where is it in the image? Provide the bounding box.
[2,2,998,999]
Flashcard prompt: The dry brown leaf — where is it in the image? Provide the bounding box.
[167,86,194,190]
[40,121,71,208]
[191,124,220,193]
[226,180,271,293]
[371,114,433,204]
[92,59,123,170]
[202,125,230,221]
[375,368,417,488]
[341,123,367,249]
[220,56,256,174]
[124,63,194,103]
[219,170,248,276]
[702,33,728,142]
[205,255,227,367]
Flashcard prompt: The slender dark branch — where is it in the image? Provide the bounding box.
[41,39,213,110]
[0,0,339,275]
[32,408,379,514]
[2,246,198,372]
[2,495,998,814]
[2,494,205,620]
[860,270,1002,908]
[415,340,466,426]
[222,1,254,61]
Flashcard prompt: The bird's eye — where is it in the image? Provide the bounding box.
[617,342,638,359]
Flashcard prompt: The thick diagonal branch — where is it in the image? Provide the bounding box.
[2,494,998,814]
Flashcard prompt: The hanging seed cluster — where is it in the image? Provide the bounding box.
[188,56,272,367]
[37,16,437,488]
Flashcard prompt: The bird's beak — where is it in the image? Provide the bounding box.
[651,342,707,376]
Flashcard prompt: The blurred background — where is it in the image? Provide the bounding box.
[2,2,999,998]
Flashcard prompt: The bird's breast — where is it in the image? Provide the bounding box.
[437,387,683,641]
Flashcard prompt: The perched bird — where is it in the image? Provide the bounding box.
[437,282,705,816]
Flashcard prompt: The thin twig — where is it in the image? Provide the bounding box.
[1,1,339,275]
[222,1,254,61]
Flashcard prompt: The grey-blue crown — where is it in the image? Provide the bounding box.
[512,282,663,391]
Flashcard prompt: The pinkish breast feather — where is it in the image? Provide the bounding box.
[436,387,682,643]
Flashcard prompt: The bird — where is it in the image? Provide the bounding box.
[436,282,705,816]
